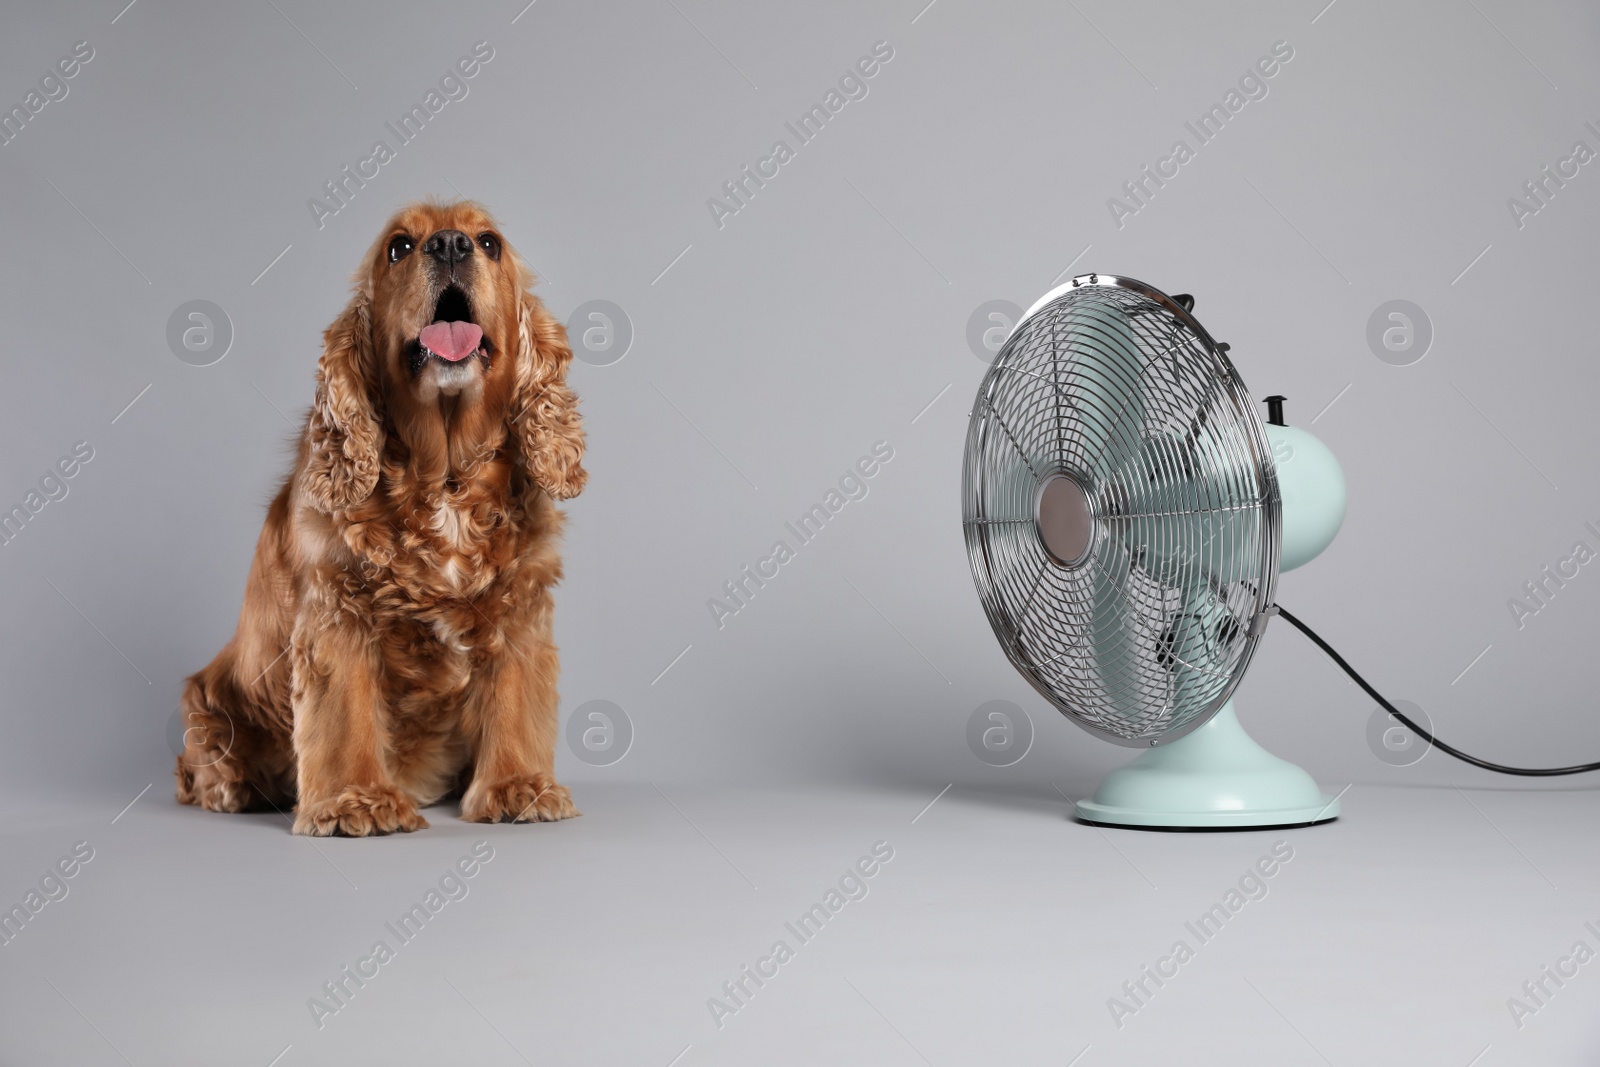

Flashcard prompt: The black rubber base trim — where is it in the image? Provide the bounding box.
[1073,815,1338,833]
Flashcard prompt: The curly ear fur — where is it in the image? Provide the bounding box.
[302,293,383,513]
[512,292,587,500]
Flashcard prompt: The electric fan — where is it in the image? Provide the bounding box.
[964,273,1600,831]
[964,274,1336,828]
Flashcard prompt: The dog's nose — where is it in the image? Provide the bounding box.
[423,229,474,266]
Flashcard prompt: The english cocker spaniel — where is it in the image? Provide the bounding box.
[175,201,586,836]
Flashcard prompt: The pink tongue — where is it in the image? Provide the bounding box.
[419,321,483,362]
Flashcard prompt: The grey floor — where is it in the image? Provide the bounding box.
[1,780,1596,1065]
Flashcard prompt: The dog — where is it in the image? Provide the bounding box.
[175,200,586,836]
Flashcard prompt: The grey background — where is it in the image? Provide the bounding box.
[3,1,1600,1063]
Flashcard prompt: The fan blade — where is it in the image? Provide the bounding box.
[1060,301,1148,486]
[1157,581,1245,714]
[1084,534,1167,733]
[1105,431,1259,590]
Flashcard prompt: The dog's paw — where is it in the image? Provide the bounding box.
[176,756,253,813]
[293,785,429,837]
[461,774,578,823]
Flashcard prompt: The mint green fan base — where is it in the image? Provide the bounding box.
[1074,701,1340,829]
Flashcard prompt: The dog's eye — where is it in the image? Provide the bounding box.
[388,235,415,264]
[477,232,501,260]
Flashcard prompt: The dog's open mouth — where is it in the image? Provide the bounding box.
[413,285,489,371]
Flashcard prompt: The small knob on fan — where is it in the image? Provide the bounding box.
[1264,395,1288,426]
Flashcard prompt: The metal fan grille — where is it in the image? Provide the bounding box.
[962,276,1280,746]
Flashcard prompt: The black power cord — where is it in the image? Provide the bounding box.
[1275,605,1600,777]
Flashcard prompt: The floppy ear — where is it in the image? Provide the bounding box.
[302,292,383,513]
[511,291,587,500]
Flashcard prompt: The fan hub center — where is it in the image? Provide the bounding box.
[1036,474,1094,567]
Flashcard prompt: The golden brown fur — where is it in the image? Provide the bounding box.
[175,201,585,835]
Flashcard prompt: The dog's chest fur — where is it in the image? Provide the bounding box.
[334,457,561,720]
[345,469,527,653]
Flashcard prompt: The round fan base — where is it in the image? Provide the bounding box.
[1072,702,1340,831]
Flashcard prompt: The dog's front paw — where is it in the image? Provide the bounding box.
[176,756,254,813]
[293,785,428,837]
[461,774,578,823]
